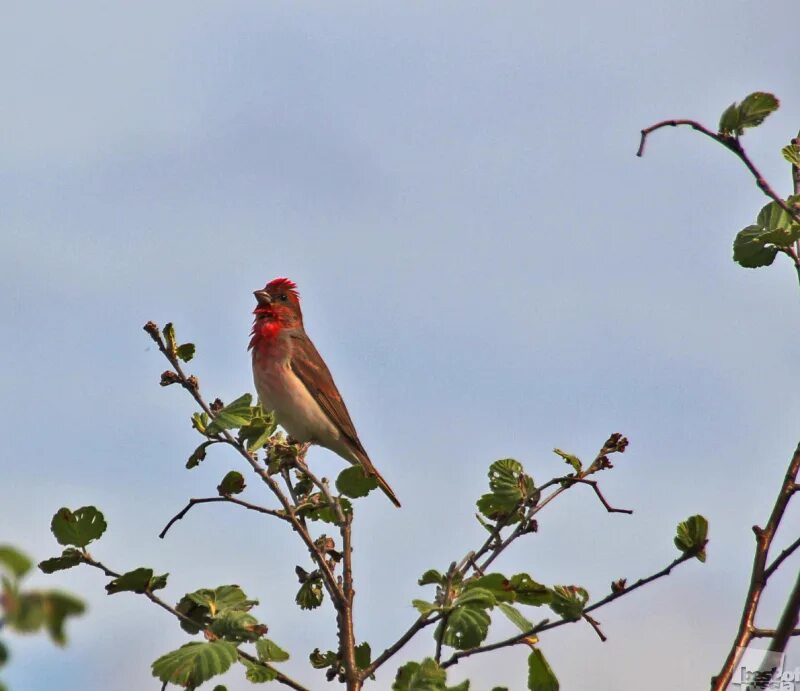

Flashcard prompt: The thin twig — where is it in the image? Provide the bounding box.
[764,535,800,580]
[237,649,310,691]
[441,553,692,669]
[563,478,634,514]
[711,442,800,691]
[159,496,288,539]
[361,614,442,677]
[582,612,607,642]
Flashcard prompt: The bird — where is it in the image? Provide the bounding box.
[249,277,401,507]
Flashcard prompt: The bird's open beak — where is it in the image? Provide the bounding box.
[253,289,272,306]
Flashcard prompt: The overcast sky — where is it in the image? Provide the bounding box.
[3,2,800,690]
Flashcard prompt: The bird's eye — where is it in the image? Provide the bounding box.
[279,294,288,302]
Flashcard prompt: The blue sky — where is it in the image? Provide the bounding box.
[2,2,800,689]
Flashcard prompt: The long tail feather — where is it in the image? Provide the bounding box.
[353,450,401,508]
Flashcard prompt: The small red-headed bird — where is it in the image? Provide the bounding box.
[249,278,401,507]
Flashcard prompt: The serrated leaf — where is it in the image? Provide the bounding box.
[0,546,32,580]
[242,656,278,683]
[206,394,254,434]
[418,570,444,586]
[355,641,371,670]
[192,412,209,435]
[50,507,107,548]
[738,92,779,130]
[238,410,277,452]
[553,449,582,473]
[674,514,709,562]
[151,641,238,688]
[256,639,289,663]
[528,649,559,691]
[176,343,196,362]
[719,93,779,136]
[548,586,589,622]
[186,585,257,617]
[186,440,216,469]
[454,587,495,609]
[733,225,779,268]
[718,102,739,136]
[756,201,800,246]
[105,568,152,594]
[296,578,324,610]
[336,466,379,498]
[218,471,246,496]
[509,574,552,607]
[209,610,263,642]
[782,143,800,167]
[309,648,337,669]
[498,602,533,632]
[438,605,491,651]
[393,658,447,690]
[412,599,439,615]
[477,459,537,522]
[163,322,177,354]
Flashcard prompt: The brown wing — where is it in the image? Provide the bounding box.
[288,332,366,455]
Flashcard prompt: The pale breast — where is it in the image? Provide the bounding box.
[252,346,340,445]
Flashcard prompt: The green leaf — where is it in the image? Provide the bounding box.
[446,683,470,691]
[477,459,537,522]
[674,514,709,562]
[509,574,552,607]
[163,322,177,354]
[256,639,290,663]
[718,102,739,136]
[218,471,246,496]
[548,586,589,622]
[336,466,379,498]
[39,548,84,574]
[42,592,85,645]
[187,585,258,616]
[242,656,278,683]
[553,449,582,474]
[733,225,779,268]
[738,92,780,130]
[498,602,533,632]
[186,440,216,469]
[151,641,238,688]
[782,143,800,167]
[50,507,107,548]
[454,587,495,609]
[213,686,228,691]
[418,570,444,586]
[0,640,7,668]
[0,546,32,579]
[192,412,210,435]
[528,649,559,691]
[206,394,254,434]
[412,599,439,615]
[209,610,264,642]
[105,568,151,594]
[393,658,447,691]
[719,92,779,136]
[355,642,371,670]
[296,577,324,610]
[755,201,800,246]
[309,648,337,669]
[238,410,277,452]
[437,604,492,650]
[176,343,196,362]
[301,495,353,524]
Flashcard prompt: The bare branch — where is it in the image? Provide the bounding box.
[159,496,288,539]
[441,553,692,669]
[711,442,800,691]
